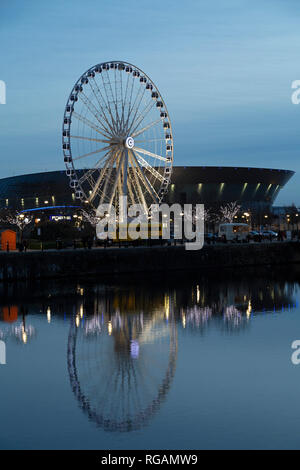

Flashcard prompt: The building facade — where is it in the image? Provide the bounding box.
[0,166,294,214]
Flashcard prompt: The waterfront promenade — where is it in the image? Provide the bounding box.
[0,241,299,281]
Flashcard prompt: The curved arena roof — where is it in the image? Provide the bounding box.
[0,166,294,211]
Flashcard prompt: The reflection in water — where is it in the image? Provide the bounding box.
[0,306,36,344]
[0,267,299,433]
[68,311,177,432]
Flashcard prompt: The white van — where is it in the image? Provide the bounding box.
[218,223,250,242]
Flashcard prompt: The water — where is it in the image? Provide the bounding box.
[1,267,300,449]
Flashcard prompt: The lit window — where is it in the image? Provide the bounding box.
[241,183,248,195]
[254,183,261,195]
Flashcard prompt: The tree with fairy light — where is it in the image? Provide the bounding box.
[218,202,241,224]
[0,209,33,241]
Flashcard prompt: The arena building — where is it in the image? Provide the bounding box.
[0,166,294,214]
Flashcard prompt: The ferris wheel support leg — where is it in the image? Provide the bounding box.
[118,149,129,226]
[122,149,129,198]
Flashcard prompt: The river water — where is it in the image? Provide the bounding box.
[1,267,300,449]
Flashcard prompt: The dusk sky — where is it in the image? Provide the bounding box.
[1,0,300,204]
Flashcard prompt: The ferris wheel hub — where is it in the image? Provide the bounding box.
[125,136,134,149]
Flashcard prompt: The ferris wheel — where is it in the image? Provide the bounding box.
[62,61,173,213]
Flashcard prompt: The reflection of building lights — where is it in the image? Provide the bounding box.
[182,313,186,328]
[80,304,84,318]
[164,295,170,319]
[47,306,51,323]
[12,322,35,344]
[75,315,80,327]
[22,326,27,344]
[130,340,139,359]
[246,300,252,318]
[108,321,112,335]
[84,316,102,336]
[196,285,200,303]
[224,305,242,327]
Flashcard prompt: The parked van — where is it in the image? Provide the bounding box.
[218,223,250,242]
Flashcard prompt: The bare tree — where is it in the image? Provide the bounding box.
[79,207,101,228]
[0,209,33,240]
[218,202,241,223]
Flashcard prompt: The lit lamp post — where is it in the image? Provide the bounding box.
[244,212,251,228]
[18,214,25,242]
[264,214,268,229]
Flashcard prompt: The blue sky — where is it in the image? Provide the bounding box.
[0,0,300,204]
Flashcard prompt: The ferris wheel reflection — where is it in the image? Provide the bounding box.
[67,304,177,432]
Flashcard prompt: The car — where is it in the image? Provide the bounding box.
[249,230,260,241]
[261,230,278,240]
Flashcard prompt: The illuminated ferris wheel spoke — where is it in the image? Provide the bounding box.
[135,152,165,182]
[96,150,120,204]
[130,150,159,203]
[127,172,137,206]
[128,97,156,136]
[132,118,162,138]
[86,151,116,201]
[70,135,111,144]
[108,152,125,208]
[62,61,173,210]
[120,71,130,129]
[97,149,122,207]
[89,77,117,134]
[78,91,112,137]
[124,79,144,131]
[72,111,111,139]
[135,138,166,143]
[125,72,136,127]
[100,72,118,131]
[134,146,167,162]
[114,68,122,133]
[103,68,121,133]
[73,144,112,161]
[126,86,147,134]
[128,152,149,212]
[78,150,112,185]
[125,81,146,131]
